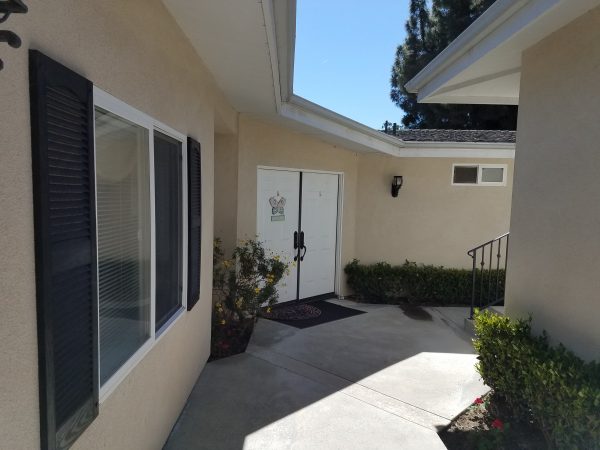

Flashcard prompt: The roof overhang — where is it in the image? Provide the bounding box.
[163,0,515,158]
[406,0,600,105]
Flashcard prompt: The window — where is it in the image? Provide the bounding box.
[94,88,188,399]
[452,164,507,186]
[95,108,151,386]
[30,52,202,447]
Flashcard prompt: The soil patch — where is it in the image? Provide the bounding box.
[440,392,547,450]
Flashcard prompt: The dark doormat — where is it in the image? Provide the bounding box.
[263,300,366,329]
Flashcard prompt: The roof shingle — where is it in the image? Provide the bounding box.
[393,129,516,143]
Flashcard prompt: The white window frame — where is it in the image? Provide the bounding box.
[93,87,188,403]
[451,163,507,187]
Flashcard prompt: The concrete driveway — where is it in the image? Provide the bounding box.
[164,300,487,450]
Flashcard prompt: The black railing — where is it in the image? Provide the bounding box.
[468,232,509,319]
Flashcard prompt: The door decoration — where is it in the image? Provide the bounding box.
[269,192,286,222]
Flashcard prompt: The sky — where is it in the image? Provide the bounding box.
[294,0,409,130]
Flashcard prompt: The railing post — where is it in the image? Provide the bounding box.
[470,249,477,320]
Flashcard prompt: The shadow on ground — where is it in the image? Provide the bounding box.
[164,300,486,450]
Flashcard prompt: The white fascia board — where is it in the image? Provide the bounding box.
[407,0,600,103]
[280,97,404,156]
[405,0,531,94]
[397,141,515,159]
[261,0,283,111]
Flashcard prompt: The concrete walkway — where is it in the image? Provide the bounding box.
[164,300,488,450]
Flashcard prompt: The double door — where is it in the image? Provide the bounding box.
[257,168,340,303]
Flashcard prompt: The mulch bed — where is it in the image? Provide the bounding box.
[439,392,548,450]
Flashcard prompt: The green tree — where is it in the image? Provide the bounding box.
[391,0,518,130]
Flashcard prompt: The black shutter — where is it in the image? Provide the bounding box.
[187,137,202,310]
[30,50,98,450]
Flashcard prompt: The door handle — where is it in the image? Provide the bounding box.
[299,231,307,261]
[293,231,299,261]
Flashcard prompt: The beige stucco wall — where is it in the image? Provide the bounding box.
[215,133,240,258]
[506,6,600,361]
[216,116,514,297]
[355,155,513,268]
[0,0,227,448]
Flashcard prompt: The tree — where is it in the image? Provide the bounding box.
[390,0,518,130]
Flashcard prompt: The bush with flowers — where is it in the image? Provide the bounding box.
[211,238,289,359]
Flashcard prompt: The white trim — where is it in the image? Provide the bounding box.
[93,87,189,403]
[257,166,344,298]
[406,0,600,104]
[451,163,508,187]
[261,0,283,111]
[257,165,343,176]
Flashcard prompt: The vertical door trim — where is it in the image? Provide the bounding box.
[256,166,344,299]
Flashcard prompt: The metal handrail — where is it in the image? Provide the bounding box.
[468,232,509,319]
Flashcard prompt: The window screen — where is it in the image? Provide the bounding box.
[453,166,478,184]
[95,108,151,385]
[481,167,504,183]
[154,132,183,331]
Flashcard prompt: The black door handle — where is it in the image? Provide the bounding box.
[299,231,307,261]
[293,231,299,261]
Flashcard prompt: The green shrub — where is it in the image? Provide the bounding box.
[344,260,404,303]
[474,310,600,449]
[344,259,504,305]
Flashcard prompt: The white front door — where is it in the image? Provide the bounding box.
[257,168,340,303]
[257,169,300,303]
[299,172,339,299]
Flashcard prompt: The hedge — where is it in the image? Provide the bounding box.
[474,310,600,449]
[344,259,504,305]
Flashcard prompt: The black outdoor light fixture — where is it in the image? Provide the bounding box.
[391,175,403,197]
[0,0,27,71]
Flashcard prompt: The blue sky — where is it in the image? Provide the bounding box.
[294,1,409,129]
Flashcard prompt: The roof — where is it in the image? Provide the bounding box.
[405,0,600,105]
[395,129,516,143]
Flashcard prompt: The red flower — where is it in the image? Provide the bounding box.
[491,418,504,431]
[474,397,484,405]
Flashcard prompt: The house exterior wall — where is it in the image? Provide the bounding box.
[234,115,360,296]
[0,0,229,448]
[215,116,513,297]
[506,5,600,361]
[215,133,240,259]
[355,154,513,268]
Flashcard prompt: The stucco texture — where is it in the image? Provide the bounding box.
[355,154,513,268]
[0,0,226,448]
[216,116,513,297]
[506,5,600,361]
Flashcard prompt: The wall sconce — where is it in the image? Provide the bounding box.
[391,176,403,198]
[0,0,27,71]
[0,0,27,23]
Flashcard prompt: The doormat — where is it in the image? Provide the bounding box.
[262,300,365,329]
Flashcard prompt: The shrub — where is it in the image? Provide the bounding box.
[213,238,289,320]
[474,310,600,449]
[344,260,404,303]
[344,259,504,305]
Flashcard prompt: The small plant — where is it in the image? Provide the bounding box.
[474,310,600,449]
[211,238,289,359]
